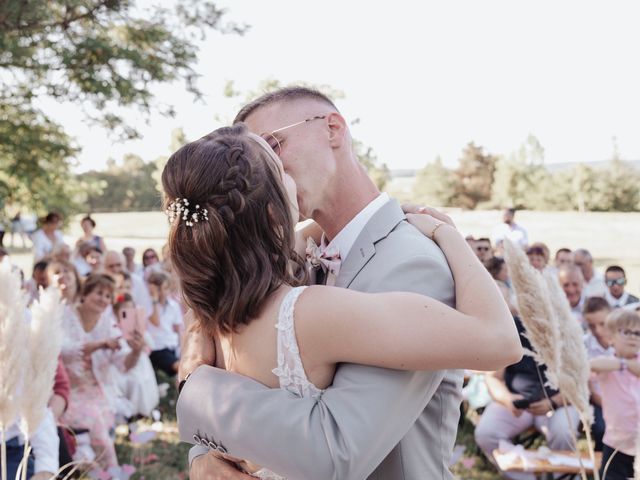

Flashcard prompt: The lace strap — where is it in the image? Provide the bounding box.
[272,286,311,396]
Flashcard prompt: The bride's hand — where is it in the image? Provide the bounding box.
[402,204,456,241]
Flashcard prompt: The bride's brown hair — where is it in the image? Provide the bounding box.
[162,123,306,334]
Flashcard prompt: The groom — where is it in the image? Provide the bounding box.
[178,86,462,479]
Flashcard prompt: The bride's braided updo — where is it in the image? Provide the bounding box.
[161,123,306,334]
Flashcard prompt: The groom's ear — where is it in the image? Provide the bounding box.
[326,112,347,149]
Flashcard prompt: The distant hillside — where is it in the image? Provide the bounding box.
[389,159,640,178]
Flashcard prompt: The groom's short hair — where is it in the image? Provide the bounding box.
[234,86,339,123]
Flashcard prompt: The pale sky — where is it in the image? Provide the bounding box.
[46,0,640,172]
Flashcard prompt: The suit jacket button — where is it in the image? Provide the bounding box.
[207,439,217,450]
[217,445,227,454]
[193,434,201,445]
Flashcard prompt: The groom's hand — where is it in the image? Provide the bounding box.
[178,310,216,383]
[191,452,255,480]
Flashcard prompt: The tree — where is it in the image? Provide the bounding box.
[0,0,243,216]
[491,134,552,210]
[451,142,497,209]
[412,156,456,207]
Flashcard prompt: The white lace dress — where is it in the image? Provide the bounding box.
[251,286,324,480]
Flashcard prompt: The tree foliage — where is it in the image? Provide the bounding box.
[452,142,497,209]
[412,156,456,207]
[0,0,242,216]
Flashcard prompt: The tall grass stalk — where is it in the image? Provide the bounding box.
[503,241,595,480]
[0,260,29,480]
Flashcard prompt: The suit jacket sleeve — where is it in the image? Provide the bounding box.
[178,253,453,480]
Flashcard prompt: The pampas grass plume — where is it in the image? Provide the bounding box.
[0,259,29,430]
[20,286,65,437]
[542,269,592,425]
[503,240,561,390]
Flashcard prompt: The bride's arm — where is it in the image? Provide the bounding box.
[296,216,522,372]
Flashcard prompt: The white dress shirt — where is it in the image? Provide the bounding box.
[32,229,65,262]
[583,271,607,299]
[491,222,528,248]
[326,193,389,260]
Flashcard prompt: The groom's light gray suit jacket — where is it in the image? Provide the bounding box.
[178,199,462,480]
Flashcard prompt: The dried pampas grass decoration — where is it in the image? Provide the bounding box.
[0,259,29,480]
[503,240,561,389]
[503,241,598,480]
[542,269,592,423]
[20,286,65,437]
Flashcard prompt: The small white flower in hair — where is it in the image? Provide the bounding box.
[166,197,209,227]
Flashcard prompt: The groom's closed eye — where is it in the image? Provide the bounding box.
[263,134,283,155]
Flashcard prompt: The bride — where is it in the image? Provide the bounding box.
[161,123,521,478]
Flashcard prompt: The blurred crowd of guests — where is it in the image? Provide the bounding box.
[466,209,640,480]
[0,213,185,479]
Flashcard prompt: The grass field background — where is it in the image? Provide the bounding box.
[9,209,640,294]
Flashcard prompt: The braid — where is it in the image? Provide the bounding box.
[161,123,307,334]
[208,142,252,225]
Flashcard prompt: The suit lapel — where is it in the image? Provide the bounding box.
[335,200,406,289]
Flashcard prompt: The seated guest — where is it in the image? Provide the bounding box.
[559,265,587,328]
[24,260,49,305]
[574,248,607,298]
[50,358,75,475]
[51,243,72,263]
[473,237,494,265]
[73,241,96,277]
[591,310,640,480]
[475,316,580,480]
[583,297,614,451]
[147,271,183,376]
[122,246,143,277]
[46,260,81,307]
[142,248,162,279]
[60,274,144,470]
[554,248,573,270]
[486,257,518,316]
[605,265,639,308]
[103,251,153,319]
[112,294,159,420]
[526,243,548,272]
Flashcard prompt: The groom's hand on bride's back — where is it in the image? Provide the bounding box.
[191,452,254,480]
[178,310,216,382]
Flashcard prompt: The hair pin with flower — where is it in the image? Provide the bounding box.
[166,198,209,227]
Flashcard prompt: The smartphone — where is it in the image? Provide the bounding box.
[118,308,137,341]
[512,398,531,409]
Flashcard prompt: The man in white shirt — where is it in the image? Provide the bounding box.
[491,208,528,250]
[604,265,639,308]
[573,249,607,299]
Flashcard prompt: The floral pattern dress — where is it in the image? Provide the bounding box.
[60,306,129,469]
